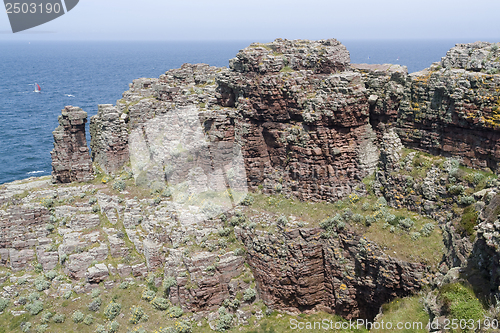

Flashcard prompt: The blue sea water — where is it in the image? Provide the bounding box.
[0,39,465,184]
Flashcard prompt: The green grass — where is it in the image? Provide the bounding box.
[0,282,188,333]
[458,205,479,241]
[439,283,485,331]
[194,311,368,333]
[244,193,443,268]
[279,66,294,73]
[376,295,430,333]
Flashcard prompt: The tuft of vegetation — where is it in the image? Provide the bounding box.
[71,310,84,323]
[439,283,484,325]
[25,300,44,315]
[83,314,94,325]
[458,205,479,241]
[104,301,122,320]
[112,179,127,192]
[88,297,102,312]
[0,298,9,312]
[215,306,234,331]
[151,296,170,311]
[141,289,156,302]
[243,288,257,302]
[167,306,183,318]
[52,313,65,323]
[34,276,51,291]
[129,306,148,324]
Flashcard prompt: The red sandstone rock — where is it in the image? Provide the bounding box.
[51,106,93,183]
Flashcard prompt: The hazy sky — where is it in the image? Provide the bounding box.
[1,0,499,41]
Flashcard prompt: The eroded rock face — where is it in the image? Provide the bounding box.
[51,106,93,183]
[91,39,380,202]
[396,67,500,170]
[89,104,129,174]
[237,227,427,320]
[229,38,350,74]
[441,42,500,73]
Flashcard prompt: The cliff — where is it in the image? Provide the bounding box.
[0,39,499,332]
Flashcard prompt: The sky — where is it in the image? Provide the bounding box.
[1,0,500,41]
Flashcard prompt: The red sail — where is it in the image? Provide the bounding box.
[37,84,41,91]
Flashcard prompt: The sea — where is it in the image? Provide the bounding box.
[0,39,482,185]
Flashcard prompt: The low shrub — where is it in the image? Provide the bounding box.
[45,271,57,281]
[352,213,364,223]
[26,300,44,315]
[34,276,51,291]
[459,205,479,240]
[163,276,177,295]
[448,184,465,196]
[21,322,31,333]
[112,179,126,192]
[240,194,254,206]
[218,228,231,237]
[91,288,101,298]
[151,297,170,311]
[88,297,102,312]
[234,248,246,256]
[398,218,414,231]
[28,292,40,302]
[0,298,9,312]
[410,232,421,241]
[104,302,122,320]
[83,314,94,325]
[142,289,156,302]
[108,320,119,333]
[72,310,84,323]
[63,290,72,299]
[129,306,147,324]
[421,223,435,237]
[459,195,476,206]
[216,307,233,331]
[52,313,65,323]
[277,215,288,227]
[96,324,107,333]
[36,324,48,333]
[40,311,53,324]
[243,288,256,302]
[167,306,184,318]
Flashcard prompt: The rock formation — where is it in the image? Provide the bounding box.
[237,227,427,320]
[50,106,93,183]
[2,39,500,331]
[89,104,129,174]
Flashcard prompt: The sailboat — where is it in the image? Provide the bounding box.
[34,83,41,93]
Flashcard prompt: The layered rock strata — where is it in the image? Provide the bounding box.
[50,106,93,183]
[89,104,129,174]
[4,39,500,324]
[91,39,381,202]
[237,227,427,320]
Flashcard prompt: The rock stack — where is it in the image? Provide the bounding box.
[51,106,93,183]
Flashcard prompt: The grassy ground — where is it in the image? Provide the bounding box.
[193,311,369,333]
[375,295,430,333]
[242,192,443,268]
[0,280,188,333]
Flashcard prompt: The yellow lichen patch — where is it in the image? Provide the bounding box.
[483,98,500,127]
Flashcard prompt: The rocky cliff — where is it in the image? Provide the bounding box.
[51,106,93,183]
[1,39,500,332]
